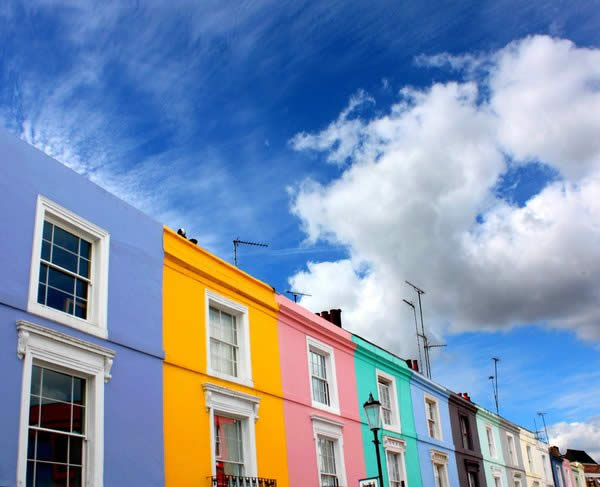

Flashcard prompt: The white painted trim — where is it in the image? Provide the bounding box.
[507,433,517,466]
[424,393,443,441]
[16,321,115,487]
[486,424,498,459]
[27,195,110,338]
[312,416,347,487]
[384,437,408,487]
[205,289,253,387]
[306,336,340,415]
[376,369,402,433]
[431,450,450,487]
[203,382,259,477]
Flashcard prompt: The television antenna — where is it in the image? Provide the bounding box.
[233,238,269,267]
[286,290,312,303]
[490,357,500,415]
[538,412,549,444]
[403,299,423,375]
[405,281,446,379]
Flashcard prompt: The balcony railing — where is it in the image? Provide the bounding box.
[208,475,277,487]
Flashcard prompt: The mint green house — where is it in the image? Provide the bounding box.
[353,335,423,487]
[476,406,510,487]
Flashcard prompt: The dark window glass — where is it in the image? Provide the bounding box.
[42,369,72,402]
[27,366,85,487]
[53,226,79,253]
[51,247,78,274]
[43,221,53,241]
[48,268,75,294]
[38,221,91,320]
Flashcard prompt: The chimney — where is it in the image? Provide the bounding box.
[462,392,471,402]
[320,310,331,322]
[412,360,419,372]
[329,309,342,327]
[406,359,413,369]
[550,446,561,457]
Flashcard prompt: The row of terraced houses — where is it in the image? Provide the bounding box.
[1,128,597,487]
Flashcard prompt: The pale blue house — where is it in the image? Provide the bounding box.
[0,130,165,487]
[411,372,460,487]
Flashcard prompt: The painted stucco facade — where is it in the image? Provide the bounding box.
[476,407,510,487]
[448,393,487,487]
[498,419,527,487]
[570,463,586,487]
[163,229,289,486]
[277,297,365,487]
[353,335,422,487]
[411,373,460,487]
[551,449,567,487]
[0,129,165,487]
[518,427,554,487]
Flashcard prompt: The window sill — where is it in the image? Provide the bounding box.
[383,424,402,434]
[27,302,108,339]
[207,369,254,388]
[311,401,340,416]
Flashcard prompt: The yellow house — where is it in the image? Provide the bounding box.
[162,227,289,487]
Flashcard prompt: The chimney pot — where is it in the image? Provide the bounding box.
[412,360,419,372]
[406,359,413,368]
[329,309,342,327]
[320,311,331,322]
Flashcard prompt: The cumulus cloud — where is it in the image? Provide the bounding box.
[288,35,600,356]
[549,418,600,462]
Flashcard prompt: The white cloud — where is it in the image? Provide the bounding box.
[549,417,600,462]
[288,35,600,355]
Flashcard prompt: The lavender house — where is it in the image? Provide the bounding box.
[0,130,165,487]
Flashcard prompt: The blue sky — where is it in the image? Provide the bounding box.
[1,0,600,454]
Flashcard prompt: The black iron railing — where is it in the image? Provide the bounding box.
[208,475,277,487]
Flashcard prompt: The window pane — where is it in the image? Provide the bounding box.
[74,299,87,319]
[53,226,79,253]
[72,405,84,434]
[48,268,75,294]
[46,287,73,314]
[28,430,36,459]
[38,284,47,305]
[26,461,34,487]
[40,398,71,432]
[42,369,72,403]
[41,240,51,261]
[72,378,85,405]
[69,437,83,465]
[51,246,78,274]
[31,366,42,396]
[79,239,91,259]
[35,430,69,463]
[43,221,53,241]
[39,264,49,284]
[78,258,89,279]
[69,466,82,487]
[29,396,40,426]
[34,462,68,487]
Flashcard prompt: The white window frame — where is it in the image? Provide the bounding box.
[306,336,340,415]
[486,425,497,458]
[514,475,522,487]
[384,436,408,487]
[431,450,450,487]
[507,433,517,465]
[541,454,549,480]
[424,394,442,440]
[376,370,401,433]
[526,446,535,473]
[312,415,347,487]
[205,289,253,387]
[493,469,504,487]
[27,195,110,338]
[203,383,260,478]
[15,320,115,487]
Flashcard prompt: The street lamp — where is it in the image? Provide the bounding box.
[363,393,385,487]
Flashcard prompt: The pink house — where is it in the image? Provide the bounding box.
[276,295,366,487]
